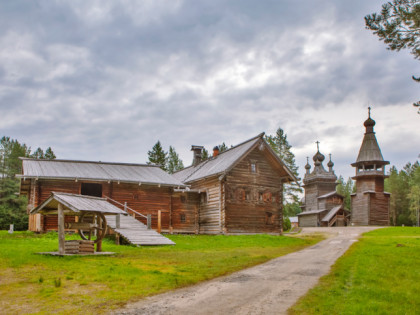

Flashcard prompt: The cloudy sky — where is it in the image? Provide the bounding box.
[1,0,419,181]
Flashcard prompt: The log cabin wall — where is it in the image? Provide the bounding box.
[351,194,370,225]
[170,192,199,233]
[28,179,178,232]
[189,177,223,234]
[369,193,390,225]
[299,213,319,227]
[224,147,283,234]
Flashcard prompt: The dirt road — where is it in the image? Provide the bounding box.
[113,227,379,315]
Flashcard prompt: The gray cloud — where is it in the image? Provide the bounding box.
[0,0,418,181]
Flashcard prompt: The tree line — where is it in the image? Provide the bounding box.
[0,136,56,230]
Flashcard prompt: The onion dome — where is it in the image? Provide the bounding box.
[327,154,334,168]
[313,151,325,162]
[364,117,375,128]
[305,160,311,170]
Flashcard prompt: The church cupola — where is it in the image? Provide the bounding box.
[327,154,334,173]
[305,157,311,174]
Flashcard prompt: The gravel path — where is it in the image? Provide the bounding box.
[113,227,379,315]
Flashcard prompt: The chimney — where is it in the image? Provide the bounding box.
[213,146,220,157]
[191,145,204,166]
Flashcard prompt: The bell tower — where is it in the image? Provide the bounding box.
[350,108,390,225]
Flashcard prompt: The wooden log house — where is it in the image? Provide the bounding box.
[19,133,296,235]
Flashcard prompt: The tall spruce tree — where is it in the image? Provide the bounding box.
[265,128,302,204]
[147,141,168,171]
[167,146,184,174]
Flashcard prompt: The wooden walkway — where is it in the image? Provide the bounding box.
[106,215,175,246]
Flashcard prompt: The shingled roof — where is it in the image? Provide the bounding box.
[352,112,389,166]
[18,158,186,187]
[173,133,296,184]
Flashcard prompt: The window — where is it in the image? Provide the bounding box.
[180,195,187,203]
[251,163,257,173]
[265,212,274,225]
[180,213,186,223]
[200,192,207,204]
[81,183,102,197]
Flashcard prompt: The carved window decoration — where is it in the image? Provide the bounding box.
[263,191,272,202]
[236,188,246,201]
[265,212,274,225]
[245,191,251,201]
[180,213,186,223]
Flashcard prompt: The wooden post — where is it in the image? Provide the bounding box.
[58,203,65,255]
[147,214,152,229]
[96,215,102,252]
[157,210,161,233]
[116,214,121,229]
[115,233,120,245]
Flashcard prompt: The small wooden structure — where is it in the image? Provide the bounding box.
[351,108,390,225]
[31,192,126,255]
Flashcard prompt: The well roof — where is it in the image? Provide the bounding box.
[31,192,126,215]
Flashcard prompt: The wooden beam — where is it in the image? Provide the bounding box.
[158,210,161,233]
[57,203,65,255]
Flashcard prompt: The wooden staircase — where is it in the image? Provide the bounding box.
[106,214,175,246]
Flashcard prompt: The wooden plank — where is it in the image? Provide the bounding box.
[58,203,65,255]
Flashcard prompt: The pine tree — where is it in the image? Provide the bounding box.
[201,148,209,161]
[31,148,44,159]
[265,128,302,204]
[44,147,56,160]
[167,146,184,174]
[147,141,168,171]
[336,176,354,210]
[218,142,229,152]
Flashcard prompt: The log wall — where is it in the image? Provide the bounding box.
[171,192,199,233]
[299,213,319,227]
[224,147,283,234]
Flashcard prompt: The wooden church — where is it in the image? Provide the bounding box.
[350,109,390,225]
[297,143,349,227]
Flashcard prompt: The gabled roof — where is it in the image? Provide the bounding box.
[173,133,297,184]
[31,192,126,215]
[318,191,343,199]
[18,158,186,187]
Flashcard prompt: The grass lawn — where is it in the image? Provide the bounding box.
[289,227,420,315]
[0,231,322,314]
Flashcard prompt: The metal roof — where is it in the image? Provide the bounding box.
[31,192,126,215]
[173,133,296,183]
[18,158,185,187]
[297,209,328,216]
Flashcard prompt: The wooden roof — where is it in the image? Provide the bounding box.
[352,114,389,166]
[18,158,186,187]
[31,192,126,215]
[173,133,297,184]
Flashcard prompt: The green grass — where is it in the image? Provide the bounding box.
[289,227,420,315]
[0,231,322,314]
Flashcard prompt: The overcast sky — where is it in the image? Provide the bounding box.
[1,0,419,181]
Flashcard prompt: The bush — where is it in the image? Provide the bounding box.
[283,216,291,231]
